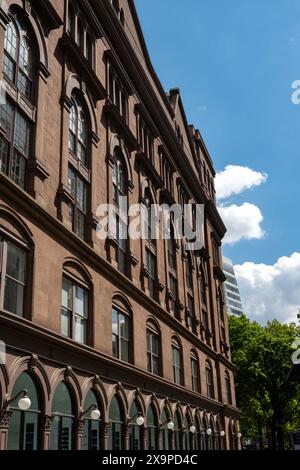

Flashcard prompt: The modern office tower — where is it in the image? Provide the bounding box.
[222,257,244,317]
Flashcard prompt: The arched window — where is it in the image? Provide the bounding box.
[112,151,128,274]
[68,94,90,240]
[225,371,232,405]
[0,233,27,317]
[147,405,158,450]
[51,382,75,450]
[205,361,215,399]
[160,408,170,451]
[108,396,124,450]
[146,321,161,376]
[82,390,102,450]
[144,192,157,300]
[190,351,200,393]
[129,400,143,450]
[1,11,36,189]
[3,13,34,100]
[183,416,192,450]
[186,252,196,331]
[61,273,91,344]
[167,225,178,316]
[7,372,41,450]
[172,338,183,386]
[112,302,131,363]
[173,411,181,450]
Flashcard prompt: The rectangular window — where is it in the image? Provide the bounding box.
[68,166,88,240]
[225,375,232,404]
[0,236,26,317]
[206,364,215,399]
[146,249,156,299]
[169,273,178,314]
[191,357,200,393]
[172,345,183,385]
[61,277,88,344]
[147,329,160,375]
[0,102,30,189]
[112,307,131,363]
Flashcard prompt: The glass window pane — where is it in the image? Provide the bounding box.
[75,286,88,318]
[4,278,24,316]
[14,112,30,157]
[52,382,73,416]
[112,334,118,358]
[120,314,129,340]
[61,308,71,337]
[112,309,118,334]
[0,101,14,136]
[19,37,33,78]
[68,167,76,196]
[50,417,59,450]
[61,417,73,450]
[0,136,9,175]
[152,356,159,375]
[6,243,26,282]
[62,278,72,309]
[152,334,159,355]
[5,22,18,59]
[109,396,122,422]
[18,70,31,99]
[76,178,87,213]
[74,315,86,344]
[120,338,129,362]
[7,410,21,450]
[23,413,38,450]
[11,151,26,188]
[75,210,85,240]
[3,53,15,81]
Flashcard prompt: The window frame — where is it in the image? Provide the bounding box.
[112,152,129,275]
[171,338,184,386]
[190,352,200,393]
[1,11,36,190]
[61,273,90,345]
[0,228,30,318]
[112,304,132,363]
[146,322,161,376]
[205,360,215,399]
[67,95,91,241]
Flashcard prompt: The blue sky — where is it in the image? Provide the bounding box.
[135,0,300,323]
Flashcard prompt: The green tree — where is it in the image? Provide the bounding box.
[229,315,300,449]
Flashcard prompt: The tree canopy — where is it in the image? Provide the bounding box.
[229,315,300,449]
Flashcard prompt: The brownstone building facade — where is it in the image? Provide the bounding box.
[0,0,239,451]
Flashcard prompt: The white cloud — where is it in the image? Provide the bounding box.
[218,202,265,245]
[235,253,300,324]
[215,165,267,200]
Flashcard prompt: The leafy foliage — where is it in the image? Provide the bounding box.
[229,315,300,449]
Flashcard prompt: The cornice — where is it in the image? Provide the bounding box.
[31,0,63,32]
